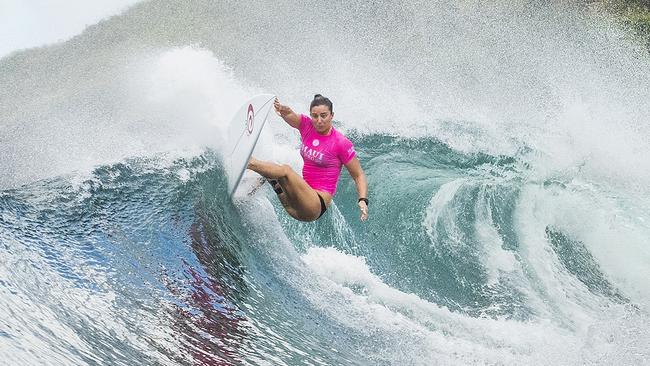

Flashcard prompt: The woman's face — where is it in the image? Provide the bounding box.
[310,105,334,134]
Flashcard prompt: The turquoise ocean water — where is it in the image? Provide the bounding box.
[2,1,650,365]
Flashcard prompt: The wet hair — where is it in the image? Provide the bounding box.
[310,94,333,113]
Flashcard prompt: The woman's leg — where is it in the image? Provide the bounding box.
[247,158,323,221]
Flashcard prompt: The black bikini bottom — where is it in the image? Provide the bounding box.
[316,193,327,219]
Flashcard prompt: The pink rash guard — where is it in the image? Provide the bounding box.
[297,114,356,196]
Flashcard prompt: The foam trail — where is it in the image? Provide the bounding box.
[301,247,582,365]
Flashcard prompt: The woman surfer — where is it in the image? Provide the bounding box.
[247,94,369,222]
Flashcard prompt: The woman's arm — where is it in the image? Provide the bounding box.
[274,98,301,129]
[344,157,369,221]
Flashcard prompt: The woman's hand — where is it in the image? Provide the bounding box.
[358,200,368,221]
[273,98,301,128]
[274,98,292,118]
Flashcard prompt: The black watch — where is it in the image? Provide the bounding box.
[358,198,369,206]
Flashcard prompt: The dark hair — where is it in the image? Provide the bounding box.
[310,94,333,113]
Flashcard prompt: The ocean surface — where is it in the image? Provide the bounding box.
[2,1,650,365]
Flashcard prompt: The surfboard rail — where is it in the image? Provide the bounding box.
[225,94,276,196]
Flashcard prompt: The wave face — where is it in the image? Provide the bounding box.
[2,1,650,365]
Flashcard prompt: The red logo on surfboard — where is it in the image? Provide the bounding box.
[246,104,254,135]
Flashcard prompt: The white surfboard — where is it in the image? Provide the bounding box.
[225,94,275,196]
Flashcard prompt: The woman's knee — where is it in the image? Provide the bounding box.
[279,164,294,178]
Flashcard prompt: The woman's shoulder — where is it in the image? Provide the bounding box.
[330,128,354,157]
[298,114,314,135]
[332,127,353,143]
